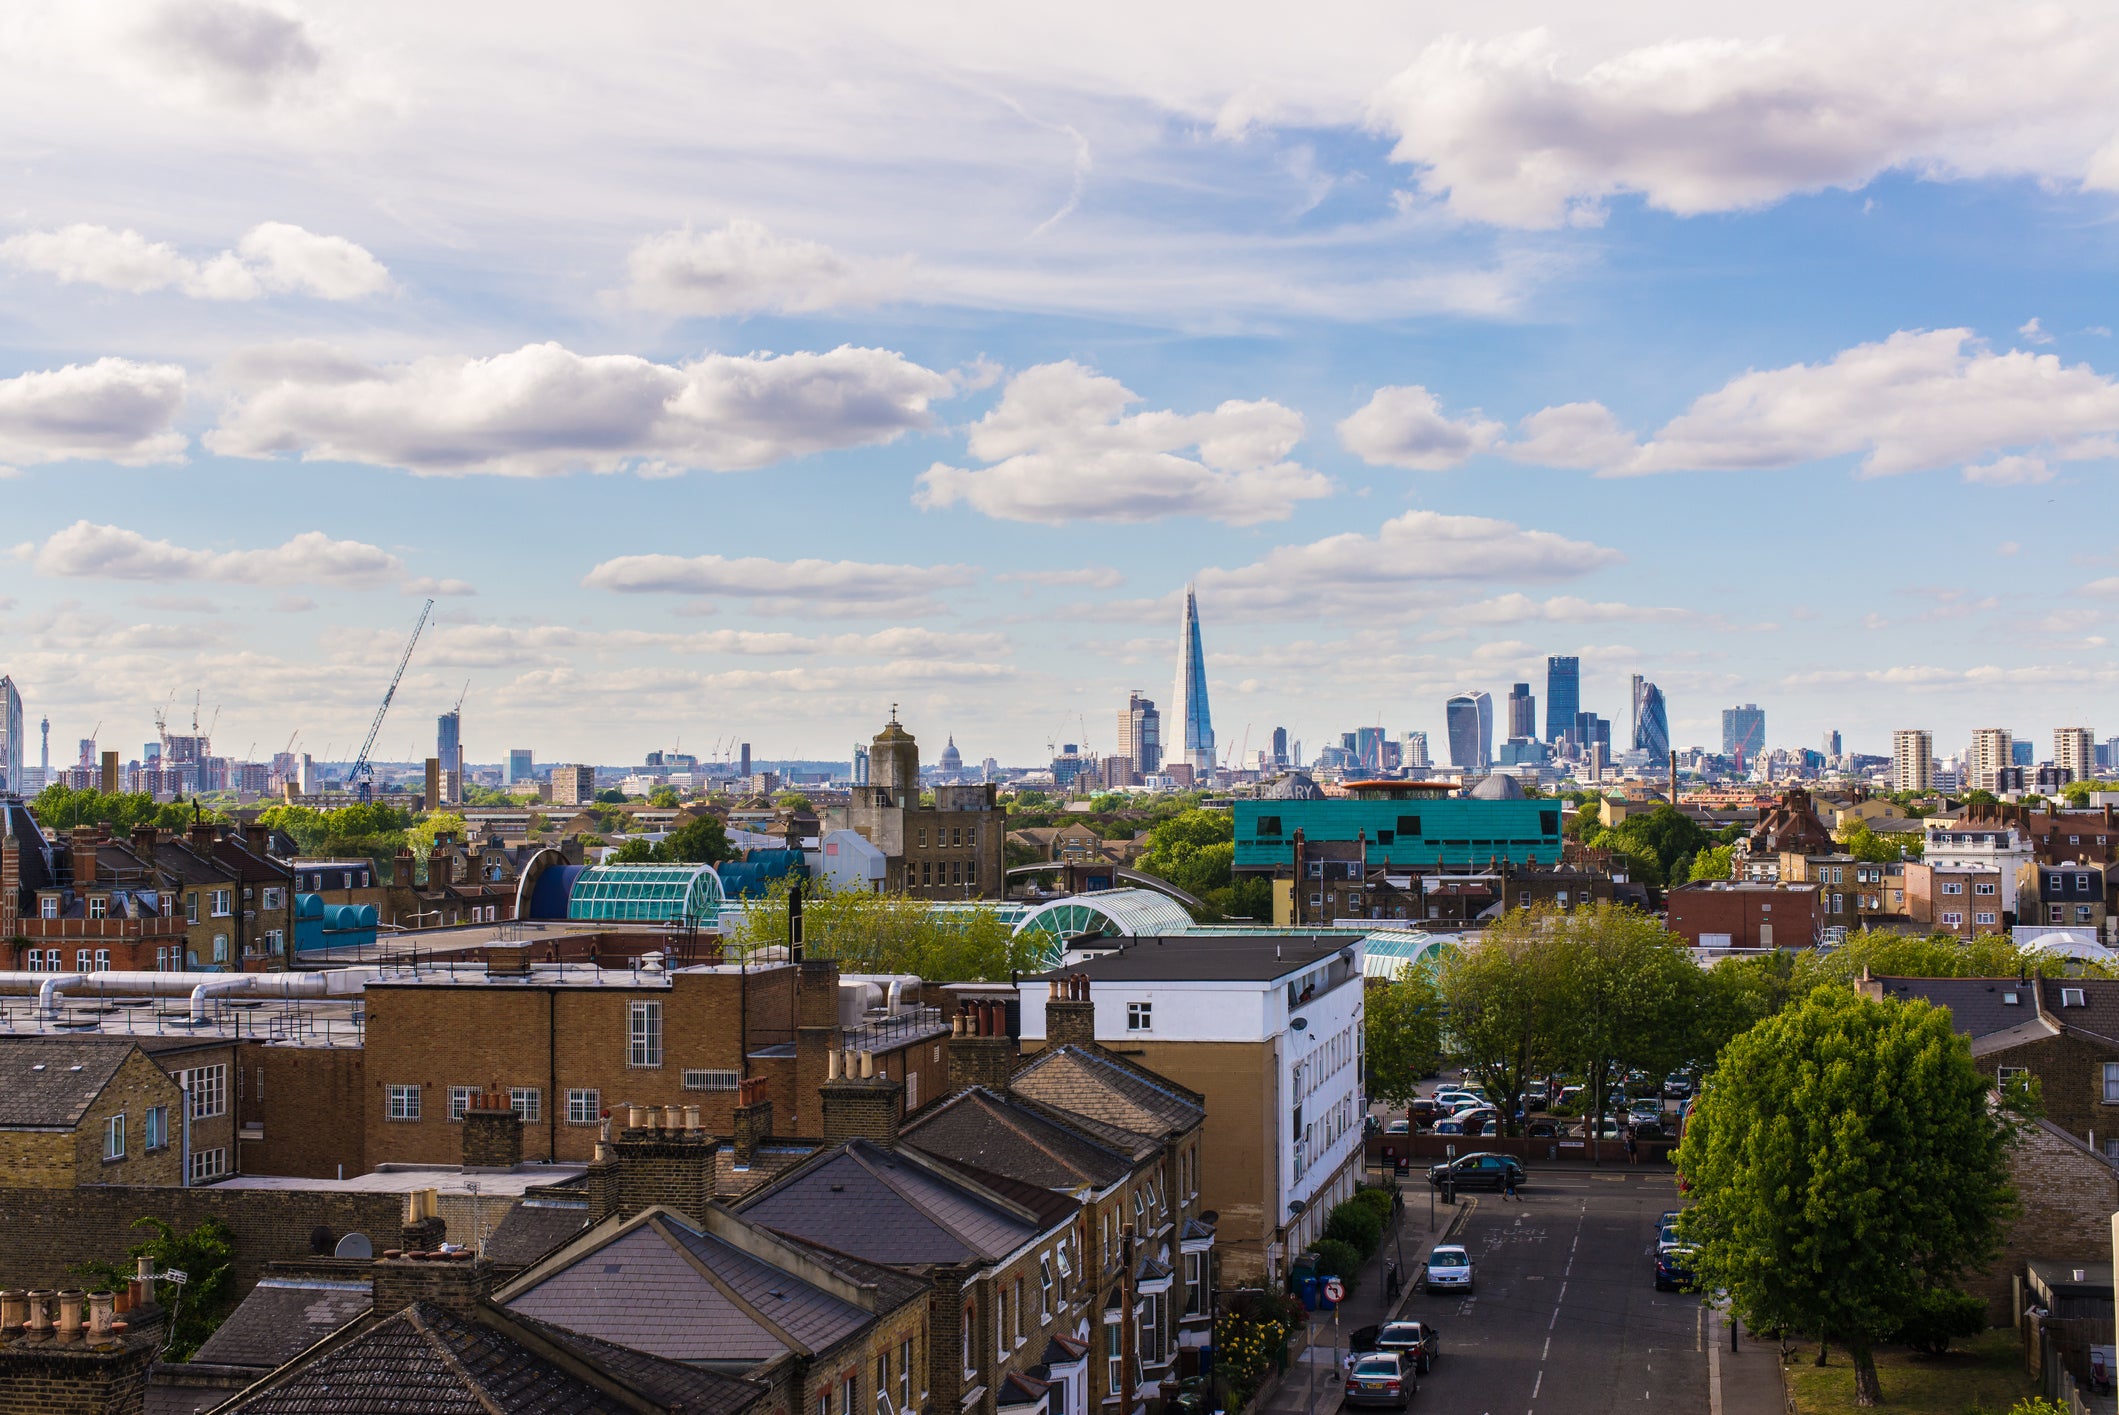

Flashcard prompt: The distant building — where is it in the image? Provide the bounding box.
[1969,728,2014,793]
[2012,739,2035,767]
[504,748,533,785]
[1445,691,1492,770]
[1354,725,1386,770]
[1271,725,1289,767]
[2055,727,2095,783]
[1118,691,1162,776]
[839,712,1004,897]
[1893,729,1933,793]
[1721,703,1766,761]
[552,764,597,805]
[0,676,20,796]
[1573,711,1610,756]
[1631,676,1669,762]
[1234,780,1561,873]
[1545,656,1580,744]
[1666,880,1823,950]
[1506,683,1536,740]
[1173,585,1215,774]
[437,711,463,784]
[1822,729,1842,758]
[1402,731,1429,770]
[937,735,964,777]
[850,744,870,786]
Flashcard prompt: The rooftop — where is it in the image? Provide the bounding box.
[1031,933,1358,983]
[220,1163,590,1197]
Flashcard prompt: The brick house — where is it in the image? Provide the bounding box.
[1952,799,2119,866]
[0,1039,186,1187]
[7,824,191,972]
[1901,862,2006,938]
[1664,880,1823,949]
[2017,860,2110,935]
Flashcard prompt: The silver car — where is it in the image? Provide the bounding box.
[1424,1244,1474,1294]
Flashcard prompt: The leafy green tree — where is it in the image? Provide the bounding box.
[1688,845,1734,881]
[1605,806,1713,882]
[1674,987,2014,1405]
[662,815,734,864]
[1839,822,1922,862]
[648,786,681,808]
[607,838,657,863]
[1365,968,1444,1105]
[1436,909,1567,1135]
[775,791,813,811]
[33,785,205,836]
[1546,903,1699,1150]
[722,878,1042,981]
[1795,932,2066,987]
[75,1216,235,1361]
[595,788,627,805]
[406,811,469,858]
[1135,809,1236,900]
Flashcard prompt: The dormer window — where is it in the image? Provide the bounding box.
[2062,987,2087,1007]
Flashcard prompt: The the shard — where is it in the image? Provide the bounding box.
[1173,584,1216,774]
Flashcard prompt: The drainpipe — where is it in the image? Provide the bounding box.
[188,977,254,1026]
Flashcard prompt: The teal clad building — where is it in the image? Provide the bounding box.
[1233,781,1562,872]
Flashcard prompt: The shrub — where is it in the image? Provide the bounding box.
[1324,1199,1384,1257]
[1351,1186,1396,1222]
[1891,1286,1986,1355]
[1307,1237,1363,1294]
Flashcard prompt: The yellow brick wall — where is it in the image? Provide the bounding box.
[73,1049,185,1186]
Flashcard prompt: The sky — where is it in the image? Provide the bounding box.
[4,0,2119,772]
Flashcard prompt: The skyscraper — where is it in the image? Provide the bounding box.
[1403,731,1428,769]
[1821,729,1842,758]
[1968,728,2012,792]
[1355,726,1386,770]
[1721,704,1766,761]
[1117,691,1162,775]
[1271,726,1288,768]
[1173,585,1215,774]
[1506,683,1536,740]
[2056,727,2095,783]
[0,676,21,795]
[1545,656,1580,744]
[1630,675,1669,762]
[1445,691,1493,770]
[505,748,534,784]
[437,711,463,780]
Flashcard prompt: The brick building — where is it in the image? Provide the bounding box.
[1952,799,2119,866]
[837,715,1006,899]
[2017,860,2110,935]
[1664,880,1823,950]
[0,1039,186,1188]
[1901,862,2006,937]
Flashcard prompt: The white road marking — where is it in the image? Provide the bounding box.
[1532,1372,1542,1399]
[1541,1337,1550,1360]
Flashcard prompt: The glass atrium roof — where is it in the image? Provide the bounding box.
[567,863,725,927]
[1012,889,1200,954]
[1359,929,1453,979]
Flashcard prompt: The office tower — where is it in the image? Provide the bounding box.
[1445,691,1493,770]
[1173,585,1216,774]
[1403,732,1429,770]
[1892,730,1933,793]
[1968,728,2012,792]
[78,737,96,768]
[1574,711,1611,754]
[1545,656,1580,744]
[2055,727,2094,783]
[0,676,20,795]
[740,743,751,779]
[1631,676,1670,761]
[852,745,871,786]
[1721,704,1766,760]
[1118,691,1162,775]
[1822,729,1842,758]
[1355,726,1386,771]
[1506,683,1536,740]
[299,753,318,795]
[505,748,534,784]
[2010,740,2033,767]
[1271,726,1288,768]
[437,710,463,781]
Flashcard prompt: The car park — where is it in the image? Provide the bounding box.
[1654,1246,1696,1291]
[1570,1118,1622,1140]
[1526,1119,1559,1138]
[1351,1321,1442,1375]
[1426,1153,1523,1191]
[1343,1352,1412,1409]
[1425,1245,1474,1293]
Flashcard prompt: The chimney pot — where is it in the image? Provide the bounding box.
[0,1290,24,1333]
[859,1051,875,1079]
[683,1104,701,1132]
[25,1291,52,1333]
[628,1104,646,1131]
[827,1049,841,1081]
[55,1289,83,1339]
[87,1291,114,1338]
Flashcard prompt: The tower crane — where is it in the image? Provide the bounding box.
[349,600,434,803]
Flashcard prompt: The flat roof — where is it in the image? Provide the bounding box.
[1032,934,1356,983]
[219,1162,588,1197]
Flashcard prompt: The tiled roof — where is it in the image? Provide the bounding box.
[192,1278,372,1370]
[1864,976,2044,1040]
[902,1087,1134,1189]
[484,1199,591,1269]
[1008,1044,1204,1142]
[501,1210,872,1364]
[2040,977,2119,1044]
[506,1309,769,1415]
[219,1301,697,1414]
[738,1139,1048,1266]
[0,1038,139,1128]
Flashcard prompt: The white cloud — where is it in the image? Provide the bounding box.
[1962,454,2052,486]
[403,576,476,597]
[1366,19,2116,228]
[995,566,1125,588]
[582,551,975,619]
[916,361,1330,525]
[1444,593,1696,625]
[30,521,404,587]
[0,222,389,300]
[135,0,324,107]
[1337,385,1501,470]
[1196,509,1624,618]
[2019,317,2054,345]
[0,359,187,468]
[626,220,912,316]
[206,341,953,477]
[1503,402,1640,471]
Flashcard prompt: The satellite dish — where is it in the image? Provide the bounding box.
[333,1233,374,1260]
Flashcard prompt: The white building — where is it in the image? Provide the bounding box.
[1925,821,2034,914]
[1892,729,1933,793]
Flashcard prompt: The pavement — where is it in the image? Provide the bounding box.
[1260,1165,1784,1415]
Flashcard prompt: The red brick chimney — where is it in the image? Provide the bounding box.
[71,828,98,888]
[242,823,272,858]
[130,825,159,860]
[1045,973,1097,1049]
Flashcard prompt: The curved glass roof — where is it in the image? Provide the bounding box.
[567,863,725,926]
[1012,889,1199,963]
[1361,929,1453,979]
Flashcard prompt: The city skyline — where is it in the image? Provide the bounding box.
[5,4,2119,763]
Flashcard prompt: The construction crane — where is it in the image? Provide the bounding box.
[454,680,470,714]
[349,600,434,803]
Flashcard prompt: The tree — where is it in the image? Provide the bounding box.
[32,785,204,836]
[1674,987,2014,1405]
[1839,823,1922,862]
[1365,969,1444,1106]
[1546,904,1700,1154]
[1688,845,1734,881]
[721,877,1045,981]
[775,791,813,811]
[76,1216,235,1361]
[607,838,657,863]
[406,811,469,858]
[662,815,734,864]
[1436,910,1566,1135]
[595,788,627,805]
[1135,809,1235,898]
[647,786,681,808]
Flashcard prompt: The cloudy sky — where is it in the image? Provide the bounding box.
[5,0,2119,771]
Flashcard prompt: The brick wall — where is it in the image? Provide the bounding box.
[820,1076,902,1146]
[1972,1120,2119,1324]
[73,1050,185,1188]
[1980,1030,2119,1150]
[0,1311,164,1415]
[244,1045,367,1179]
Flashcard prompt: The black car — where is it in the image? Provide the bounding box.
[1426,1152,1524,1191]
[1350,1320,1442,1375]
[1653,1246,1696,1291]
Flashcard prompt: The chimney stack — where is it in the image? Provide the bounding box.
[820,1050,904,1147]
[948,998,1018,1094]
[70,828,98,888]
[732,1077,773,1167]
[1045,973,1098,1049]
[130,825,158,861]
[585,1099,719,1224]
[461,1088,523,1170]
[242,822,272,858]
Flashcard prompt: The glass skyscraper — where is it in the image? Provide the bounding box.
[1445,690,1493,770]
[0,676,21,795]
[437,711,463,777]
[1721,704,1766,761]
[1545,656,1580,744]
[1631,675,1670,761]
[1173,585,1215,774]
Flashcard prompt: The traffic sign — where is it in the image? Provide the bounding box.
[1323,1278,1345,1303]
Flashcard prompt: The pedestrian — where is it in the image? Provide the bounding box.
[1625,1127,1639,1166]
[1502,1169,1519,1202]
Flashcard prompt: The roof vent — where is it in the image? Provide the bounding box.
[29,1064,44,1073]
[68,1065,83,1073]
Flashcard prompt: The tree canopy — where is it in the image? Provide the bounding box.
[1674,987,2014,1405]
[32,784,210,836]
[722,877,1044,981]
[1131,808,1269,919]
[1363,968,1443,1106]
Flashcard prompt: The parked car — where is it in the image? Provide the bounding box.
[1654,1246,1696,1292]
[1351,1321,1442,1375]
[1526,1119,1559,1138]
[1570,1118,1622,1140]
[1424,1244,1474,1294]
[1385,1119,1411,1136]
[1408,1098,1438,1125]
[1343,1353,1412,1409]
[1656,1221,1683,1253]
[1631,1119,1670,1142]
[1427,1153,1523,1191]
[1662,1073,1694,1099]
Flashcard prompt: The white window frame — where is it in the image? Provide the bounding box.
[2103,1061,2119,1103]
[449,1086,476,1121]
[144,1105,168,1151]
[180,1065,227,1120]
[509,1087,541,1122]
[630,1000,663,1067]
[682,1068,737,1091]
[566,1088,601,1125]
[188,1146,228,1183]
[1126,1001,1152,1032]
[87,895,107,920]
[39,896,57,920]
[386,1084,421,1121]
[104,1113,125,1161]
[210,889,232,917]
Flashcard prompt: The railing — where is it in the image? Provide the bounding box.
[843,1006,949,1051]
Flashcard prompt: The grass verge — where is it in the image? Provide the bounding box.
[1782,1328,2033,1414]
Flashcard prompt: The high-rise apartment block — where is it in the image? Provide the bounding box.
[2055,727,2095,783]
[1117,691,1162,776]
[553,764,597,805]
[1968,729,2013,793]
[1403,731,1429,769]
[1271,726,1288,767]
[1545,656,1580,744]
[1721,704,1766,761]
[437,711,463,780]
[1506,683,1536,740]
[1892,730,1933,793]
[505,748,534,784]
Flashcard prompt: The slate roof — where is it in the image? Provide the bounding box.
[1008,1044,1204,1143]
[1864,977,2047,1039]
[484,1198,592,1269]
[506,1309,770,1415]
[1,802,57,894]
[192,1278,372,1370]
[1031,935,1349,982]
[500,1209,872,1365]
[738,1139,1049,1266]
[714,1142,818,1199]
[902,1087,1135,1189]
[219,1301,731,1414]
[2040,976,2119,1043]
[0,1038,142,1128]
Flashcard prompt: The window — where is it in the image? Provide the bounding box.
[212,935,228,963]
[449,1086,476,1121]
[997,1286,1009,1361]
[1013,1276,1025,1345]
[1941,912,1962,927]
[1040,1256,1055,1320]
[2080,905,2096,923]
[2105,1061,2119,1103]
[75,949,91,971]
[210,889,232,917]
[144,1105,168,1151]
[1105,1312,1123,1396]
[2065,988,2089,1008]
[566,1089,600,1124]
[917,829,927,848]
[682,1068,738,1091]
[876,1356,892,1415]
[262,887,283,910]
[386,1085,421,1121]
[39,896,56,920]
[509,1087,541,1122]
[87,895,107,920]
[842,1376,856,1415]
[1940,881,1962,895]
[186,893,199,924]
[1975,882,1996,895]
[180,1065,227,1119]
[1996,1065,2027,1086]
[188,1147,228,1183]
[629,1001,663,1067]
[1184,1251,1205,1316]
[817,1393,830,1415]
[1126,1002,1152,1032]
[962,1302,975,1377]
[1396,814,1423,837]
[899,1337,913,1409]
[104,1113,125,1161]
[1976,912,1997,925]
[2080,874,2094,891]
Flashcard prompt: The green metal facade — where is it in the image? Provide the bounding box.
[1232,798,1563,870]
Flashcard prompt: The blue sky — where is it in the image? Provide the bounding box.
[4,0,2119,770]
